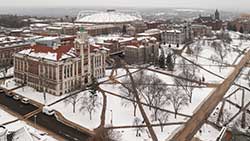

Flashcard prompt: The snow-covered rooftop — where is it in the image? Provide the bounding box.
[166,29,182,33]
[18,44,76,61]
[76,11,142,24]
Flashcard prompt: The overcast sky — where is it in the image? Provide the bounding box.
[0,0,249,12]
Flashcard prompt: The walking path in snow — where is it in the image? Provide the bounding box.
[169,49,250,141]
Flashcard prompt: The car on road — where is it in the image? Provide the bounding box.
[5,92,13,97]
[21,98,30,104]
[13,95,21,100]
[42,106,55,116]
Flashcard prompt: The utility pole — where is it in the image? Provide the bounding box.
[241,89,246,128]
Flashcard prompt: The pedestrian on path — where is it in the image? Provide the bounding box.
[202,76,205,82]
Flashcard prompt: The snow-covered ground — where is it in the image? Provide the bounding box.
[1,31,249,140]
[0,108,17,125]
[0,108,57,141]
[194,124,220,141]
[50,91,103,130]
[13,86,66,105]
[0,67,14,78]
[99,68,215,140]
[0,78,19,90]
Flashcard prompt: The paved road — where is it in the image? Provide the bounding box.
[28,113,90,141]
[0,91,37,115]
[169,49,250,141]
[0,89,92,141]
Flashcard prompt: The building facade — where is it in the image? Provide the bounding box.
[14,30,107,96]
[161,29,185,45]
[0,36,30,66]
[191,24,213,37]
[124,37,159,65]
[193,9,223,31]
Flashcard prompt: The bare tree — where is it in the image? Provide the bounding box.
[175,60,198,103]
[157,112,169,132]
[0,61,11,85]
[140,74,156,109]
[64,94,82,113]
[209,108,233,126]
[0,67,7,85]
[144,74,169,121]
[92,127,122,141]
[80,91,101,120]
[216,31,232,44]
[194,42,203,59]
[211,42,228,72]
[119,71,146,116]
[167,87,189,119]
[120,76,138,117]
[149,86,169,122]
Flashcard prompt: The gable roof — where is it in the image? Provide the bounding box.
[18,44,76,61]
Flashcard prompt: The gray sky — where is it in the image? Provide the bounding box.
[0,0,249,11]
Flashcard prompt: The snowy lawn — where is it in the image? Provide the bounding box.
[50,91,103,130]
[0,67,14,78]
[0,108,17,124]
[0,78,19,90]
[13,85,65,105]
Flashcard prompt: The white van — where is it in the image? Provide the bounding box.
[42,106,55,116]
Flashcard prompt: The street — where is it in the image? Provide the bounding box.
[0,89,92,141]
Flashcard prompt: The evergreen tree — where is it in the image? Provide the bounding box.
[122,25,127,34]
[89,75,98,95]
[227,23,237,32]
[159,48,166,69]
[232,25,237,32]
[239,26,244,33]
[227,23,232,31]
[166,53,174,71]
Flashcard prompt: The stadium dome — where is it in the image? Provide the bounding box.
[76,10,142,24]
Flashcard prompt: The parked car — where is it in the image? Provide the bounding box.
[5,92,13,97]
[42,106,55,116]
[13,95,21,100]
[21,98,30,104]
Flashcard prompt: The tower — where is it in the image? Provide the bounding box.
[75,27,91,87]
[215,9,220,20]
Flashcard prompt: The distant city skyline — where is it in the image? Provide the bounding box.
[0,0,249,12]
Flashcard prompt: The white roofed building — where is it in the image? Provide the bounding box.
[76,10,142,24]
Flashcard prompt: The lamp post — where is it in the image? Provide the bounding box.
[110,110,113,125]
[34,115,37,126]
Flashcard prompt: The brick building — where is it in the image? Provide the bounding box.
[14,30,107,96]
[124,37,159,65]
[0,36,30,66]
[193,9,223,31]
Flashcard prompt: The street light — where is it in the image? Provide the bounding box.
[34,115,37,126]
[110,110,113,125]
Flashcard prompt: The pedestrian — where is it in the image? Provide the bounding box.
[202,76,205,82]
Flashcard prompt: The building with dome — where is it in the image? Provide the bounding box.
[76,10,142,24]
[75,10,146,36]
